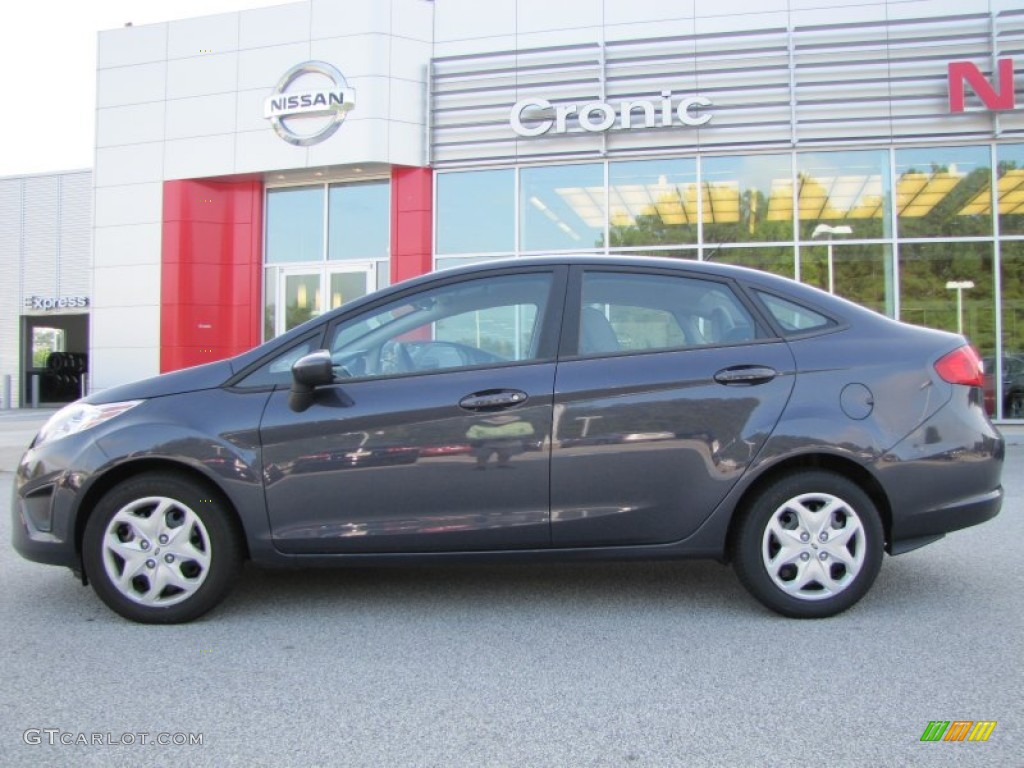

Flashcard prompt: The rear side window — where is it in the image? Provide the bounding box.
[757,292,833,335]
[576,271,759,357]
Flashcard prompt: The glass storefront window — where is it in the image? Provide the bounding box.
[608,159,698,246]
[702,154,793,244]
[797,150,891,241]
[1000,241,1024,419]
[800,243,895,317]
[264,267,278,341]
[265,186,324,263]
[436,169,514,254]
[711,246,794,278]
[896,146,992,238]
[521,163,604,252]
[328,180,390,260]
[996,144,1024,236]
[898,242,995,357]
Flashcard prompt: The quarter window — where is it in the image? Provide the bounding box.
[757,292,832,334]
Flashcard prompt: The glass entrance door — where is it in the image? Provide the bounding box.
[327,264,374,312]
[273,264,375,337]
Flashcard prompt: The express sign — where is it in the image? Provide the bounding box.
[24,296,90,311]
[511,90,712,137]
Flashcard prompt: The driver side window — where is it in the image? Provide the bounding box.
[326,272,554,379]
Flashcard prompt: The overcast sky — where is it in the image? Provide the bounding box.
[0,0,290,177]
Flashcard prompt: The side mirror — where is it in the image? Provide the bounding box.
[289,350,333,411]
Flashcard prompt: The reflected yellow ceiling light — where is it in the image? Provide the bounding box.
[896,170,964,218]
[766,179,794,221]
[557,186,605,228]
[796,174,885,221]
[959,168,1024,216]
[700,181,740,223]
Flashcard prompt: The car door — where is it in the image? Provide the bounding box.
[551,266,795,547]
[258,268,566,554]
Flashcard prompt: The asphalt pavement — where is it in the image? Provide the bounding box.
[0,408,1021,767]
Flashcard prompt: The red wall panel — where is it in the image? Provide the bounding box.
[161,179,263,373]
[390,167,433,284]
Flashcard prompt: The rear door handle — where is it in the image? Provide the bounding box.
[714,366,778,385]
[459,389,529,411]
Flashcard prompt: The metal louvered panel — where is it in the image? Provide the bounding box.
[0,179,21,406]
[21,177,59,298]
[57,172,93,297]
[431,9,1023,167]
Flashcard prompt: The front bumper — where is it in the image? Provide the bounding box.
[11,437,107,573]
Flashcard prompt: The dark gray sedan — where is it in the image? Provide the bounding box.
[12,256,1004,622]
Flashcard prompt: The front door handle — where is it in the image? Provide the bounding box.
[459,389,529,411]
[714,365,778,386]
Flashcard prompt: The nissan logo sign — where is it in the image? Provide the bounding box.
[264,61,356,146]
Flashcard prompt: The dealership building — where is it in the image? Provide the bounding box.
[1,0,1022,418]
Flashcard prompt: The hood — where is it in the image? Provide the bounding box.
[85,360,235,404]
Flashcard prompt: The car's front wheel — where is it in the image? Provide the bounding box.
[82,472,243,623]
[732,470,884,618]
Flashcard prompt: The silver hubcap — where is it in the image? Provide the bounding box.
[762,492,866,601]
[101,496,212,607]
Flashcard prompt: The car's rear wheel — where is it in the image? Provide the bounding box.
[82,472,243,624]
[733,470,884,618]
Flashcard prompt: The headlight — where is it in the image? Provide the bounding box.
[35,400,143,448]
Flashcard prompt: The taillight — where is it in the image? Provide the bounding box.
[934,346,985,387]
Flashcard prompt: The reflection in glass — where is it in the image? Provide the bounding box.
[266,186,324,263]
[329,271,368,310]
[1001,241,1024,419]
[898,242,994,357]
[702,154,793,243]
[608,159,698,246]
[712,246,794,278]
[264,267,278,341]
[328,180,390,260]
[896,146,991,237]
[284,273,321,332]
[797,150,891,240]
[996,144,1024,236]
[521,164,605,251]
[800,244,894,317]
[437,169,515,254]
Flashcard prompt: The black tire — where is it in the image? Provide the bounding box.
[82,472,243,624]
[732,470,884,619]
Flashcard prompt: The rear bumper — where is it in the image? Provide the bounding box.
[888,487,1002,554]
[879,389,1004,552]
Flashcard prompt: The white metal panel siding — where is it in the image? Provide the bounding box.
[0,172,93,408]
[431,7,1024,166]
[0,179,21,406]
[21,177,59,299]
[58,172,93,298]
